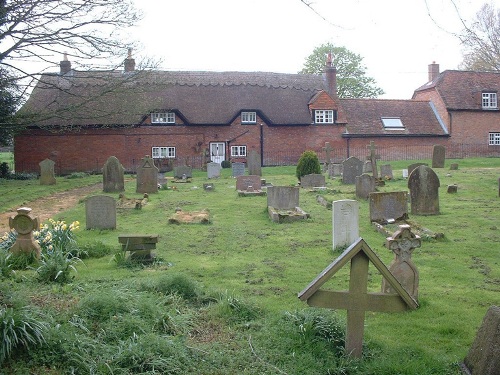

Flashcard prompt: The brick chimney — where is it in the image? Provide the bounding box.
[60,52,71,75]
[428,61,439,82]
[325,52,337,98]
[124,48,135,72]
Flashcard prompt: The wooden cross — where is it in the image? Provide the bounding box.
[323,142,334,165]
[366,141,381,179]
[298,238,418,358]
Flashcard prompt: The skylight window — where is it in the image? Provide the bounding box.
[381,117,404,129]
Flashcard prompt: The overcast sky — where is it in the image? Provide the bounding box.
[130,0,498,99]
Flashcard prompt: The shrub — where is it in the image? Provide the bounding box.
[296,150,321,180]
[11,172,38,180]
[0,162,9,178]
[0,250,13,279]
[221,160,231,168]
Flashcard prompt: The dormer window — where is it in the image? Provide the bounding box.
[382,117,405,130]
[482,92,498,109]
[151,112,175,124]
[241,111,257,124]
[314,110,336,124]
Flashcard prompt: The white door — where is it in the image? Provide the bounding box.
[210,142,226,164]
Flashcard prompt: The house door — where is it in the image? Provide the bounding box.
[210,142,226,164]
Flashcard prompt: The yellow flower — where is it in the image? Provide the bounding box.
[62,224,67,230]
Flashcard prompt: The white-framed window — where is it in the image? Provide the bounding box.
[152,146,176,158]
[151,112,176,124]
[314,110,335,124]
[381,117,405,129]
[488,132,500,145]
[241,111,257,124]
[482,93,498,109]
[231,145,247,157]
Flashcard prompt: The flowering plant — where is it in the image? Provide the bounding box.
[33,219,80,254]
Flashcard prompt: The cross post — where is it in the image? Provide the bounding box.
[323,142,334,166]
[366,141,381,179]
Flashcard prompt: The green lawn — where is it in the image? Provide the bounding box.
[1,158,499,374]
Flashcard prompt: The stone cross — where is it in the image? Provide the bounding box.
[323,142,334,166]
[8,207,41,258]
[366,141,381,179]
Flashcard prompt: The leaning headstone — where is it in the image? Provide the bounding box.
[408,163,428,176]
[369,191,409,224]
[232,162,245,177]
[380,164,393,180]
[103,156,125,193]
[136,156,159,194]
[85,195,116,230]
[432,145,446,168]
[449,163,459,170]
[300,173,326,188]
[463,305,500,375]
[247,150,262,176]
[39,158,56,185]
[332,199,359,250]
[355,174,376,200]
[408,165,440,215]
[174,165,193,179]
[207,162,221,179]
[342,156,363,184]
[8,207,41,258]
[267,186,299,210]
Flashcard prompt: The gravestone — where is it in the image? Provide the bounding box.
[8,207,41,258]
[362,160,372,174]
[380,164,393,180]
[447,184,458,193]
[85,195,116,230]
[450,163,459,170]
[355,174,376,200]
[323,142,334,171]
[408,165,440,215]
[407,163,428,176]
[247,150,262,176]
[207,162,221,179]
[402,169,409,179]
[366,141,381,179]
[432,145,446,168]
[342,157,363,184]
[136,156,159,194]
[118,234,158,262]
[103,156,125,193]
[382,224,421,301]
[232,162,245,177]
[328,163,342,178]
[236,175,265,196]
[174,165,193,179]
[369,191,408,224]
[463,305,500,375]
[332,200,359,250]
[300,173,326,188]
[39,158,56,185]
[267,186,299,209]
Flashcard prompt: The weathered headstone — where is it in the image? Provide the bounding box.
[207,162,221,179]
[39,158,56,185]
[408,163,428,176]
[328,163,342,178]
[118,234,158,262]
[450,163,459,170]
[408,165,440,215]
[366,141,381,179]
[342,157,363,184]
[355,174,376,200]
[369,191,409,224]
[463,305,500,375]
[85,195,116,230]
[432,145,446,168]
[8,207,41,258]
[232,162,245,177]
[323,142,334,171]
[247,150,262,176]
[382,224,421,301]
[380,164,393,180]
[103,156,125,193]
[174,165,192,179]
[332,200,359,250]
[300,173,326,188]
[136,156,159,194]
[267,186,299,210]
[402,169,409,179]
[236,175,264,196]
[362,160,372,174]
[447,184,458,193]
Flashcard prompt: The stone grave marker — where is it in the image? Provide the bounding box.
[408,165,440,215]
[174,165,193,180]
[232,162,245,177]
[39,158,56,185]
[449,163,459,170]
[366,141,381,179]
[85,195,117,230]
[103,156,125,193]
[8,207,41,258]
[463,305,500,375]
[136,156,159,194]
[300,173,326,188]
[236,175,265,196]
[355,174,376,200]
[247,149,262,176]
[323,142,334,171]
[369,191,408,224]
[402,169,409,179]
[382,224,421,301]
[362,160,372,174]
[407,162,428,176]
[432,145,446,168]
[447,184,458,193]
[380,164,393,180]
[328,163,342,178]
[332,200,359,250]
[118,234,158,262]
[342,157,363,184]
[267,186,299,209]
[207,162,221,179]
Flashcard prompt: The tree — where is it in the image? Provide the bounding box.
[459,3,500,71]
[300,43,384,98]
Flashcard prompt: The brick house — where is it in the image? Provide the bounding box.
[14,54,450,174]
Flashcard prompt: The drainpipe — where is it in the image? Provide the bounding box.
[346,137,350,158]
[260,123,264,166]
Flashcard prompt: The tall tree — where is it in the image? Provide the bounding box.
[459,3,500,71]
[300,43,384,98]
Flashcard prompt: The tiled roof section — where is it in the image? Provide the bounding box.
[413,70,500,110]
[340,99,447,136]
[19,70,326,127]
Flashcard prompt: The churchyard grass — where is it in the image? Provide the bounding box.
[0,158,499,374]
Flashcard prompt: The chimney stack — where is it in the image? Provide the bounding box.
[124,48,135,72]
[428,61,439,82]
[325,52,337,98]
[60,52,71,75]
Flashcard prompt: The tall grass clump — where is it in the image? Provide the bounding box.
[152,273,200,302]
[36,245,82,283]
[296,150,321,180]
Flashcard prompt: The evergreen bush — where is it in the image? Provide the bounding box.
[296,150,321,180]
